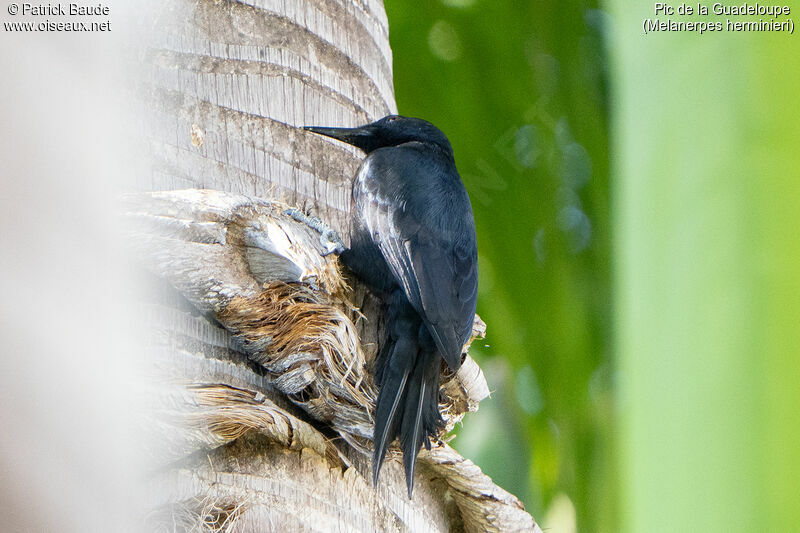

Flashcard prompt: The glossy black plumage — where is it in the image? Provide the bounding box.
[304,115,478,498]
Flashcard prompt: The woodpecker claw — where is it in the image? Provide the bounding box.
[284,208,346,257]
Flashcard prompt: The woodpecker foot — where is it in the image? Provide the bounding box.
[284,208,346,256]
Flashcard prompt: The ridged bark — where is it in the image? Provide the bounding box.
[133,1,539,531]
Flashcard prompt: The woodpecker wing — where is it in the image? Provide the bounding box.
[354,144,478,370]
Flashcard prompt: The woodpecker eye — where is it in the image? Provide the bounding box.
[386,116,398,123]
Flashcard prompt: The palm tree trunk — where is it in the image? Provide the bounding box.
[133,1,538,531]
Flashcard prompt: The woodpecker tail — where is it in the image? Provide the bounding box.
[372,291,443,498]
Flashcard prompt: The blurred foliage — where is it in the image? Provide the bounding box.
[383,1,615,531]
[608,4,800,533]
[385,1,800,532]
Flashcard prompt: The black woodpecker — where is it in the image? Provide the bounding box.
[304,115,478,498]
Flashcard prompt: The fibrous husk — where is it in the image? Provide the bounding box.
[123,189,489,449]
[124,189,536,532]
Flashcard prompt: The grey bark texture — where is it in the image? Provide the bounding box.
[131,1,539,531]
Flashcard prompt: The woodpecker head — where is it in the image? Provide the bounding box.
[304,115,453,154]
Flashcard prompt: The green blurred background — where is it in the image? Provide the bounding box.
[383,1,800,531]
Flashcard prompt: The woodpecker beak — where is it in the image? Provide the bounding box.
[303,125,377,153]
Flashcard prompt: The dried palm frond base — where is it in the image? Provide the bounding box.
[218,280,488,454]
[125,189,539,532]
